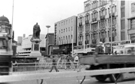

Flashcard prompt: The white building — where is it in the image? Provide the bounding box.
[77,0,135,49]
[55,16,77,45]
[17,34,46,55]
[54,16,77,54]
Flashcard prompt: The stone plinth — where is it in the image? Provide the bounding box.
[30,38,42,57]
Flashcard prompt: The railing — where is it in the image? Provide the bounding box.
[12,62,80,72]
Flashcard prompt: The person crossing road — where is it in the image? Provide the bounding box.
[49,56,59,72]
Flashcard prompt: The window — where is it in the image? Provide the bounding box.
[121,19,125,29]
[85,3,90,11]
[85,13,90,21]
[108,8,110,14]
[121,0,125,6]
[112,17,116,26]
[92,0,98,9]
[121,7,125,18]
[108,18,111,28]
[79,16,83,25]
[92,11,98,21]
[100,0,107,6]
[96,1,98,8]
[131,2,135,13]
[71,27,72,31]
[121,31,125,40]
[130,34,135,41]
[131,19,135,29]
[91,13,93,20]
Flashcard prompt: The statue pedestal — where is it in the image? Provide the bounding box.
[30,38,42,57]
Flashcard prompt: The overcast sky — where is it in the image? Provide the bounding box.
[0,0,85,40]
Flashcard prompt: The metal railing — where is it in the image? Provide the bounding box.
[12,61,80,72]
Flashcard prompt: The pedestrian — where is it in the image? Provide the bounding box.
[74,55,79,69]
[105,43,111,55]
[113,50,117,55]
[66,55,70,69]
[49,56,59,72]
[95,42,104,55]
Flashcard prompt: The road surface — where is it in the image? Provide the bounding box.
[6,69,135,84]
[8,76,135,84]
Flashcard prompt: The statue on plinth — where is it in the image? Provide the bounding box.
[30,23,42,57]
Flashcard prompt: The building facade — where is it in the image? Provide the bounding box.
[55,16,77,54]
[127,1,135,42]
[46,33,55,55]
[77,0,135,49]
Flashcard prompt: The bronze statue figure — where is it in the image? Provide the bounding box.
[33,23,41,39]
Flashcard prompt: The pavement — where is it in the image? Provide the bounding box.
[11,68,83,75]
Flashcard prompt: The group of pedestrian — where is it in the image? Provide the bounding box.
[95,42,112,55]
[48,54,79,72]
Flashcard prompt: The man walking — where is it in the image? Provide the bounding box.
[49,56,59,72]
[95,42,104,54]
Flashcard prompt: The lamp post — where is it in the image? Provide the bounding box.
[46,25,50,34]
[46,25,50,55]
[110,0,113,54]
[72,26,74,57]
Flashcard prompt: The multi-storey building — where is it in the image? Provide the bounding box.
[55,16,77,54]
[77,0,135,49]
[127,1,135,42]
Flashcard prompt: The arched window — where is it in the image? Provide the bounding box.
[92,10,98,21]
[108,4,116,14]
[112,5,116,13]
[85,13,90,24]
[85,3,90,11]
[79,16,83,26]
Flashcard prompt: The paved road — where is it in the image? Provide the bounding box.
[7,69,135,84]
[9,76,135,84]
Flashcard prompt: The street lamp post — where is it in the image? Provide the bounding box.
[46,25,50,34]
[110,0,113,54]
[72,26,74,57]
[46,25,50,55]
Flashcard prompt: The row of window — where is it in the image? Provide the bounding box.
[85,0,108,12]
[57,18,74,27]
[58,35,73,44]
[79,31,115,39]
[79,32,116,43]
[80,5,116,23]
[58,26,73,33]
[80,17,116,31]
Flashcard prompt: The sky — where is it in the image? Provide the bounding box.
[0,0,85,40]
